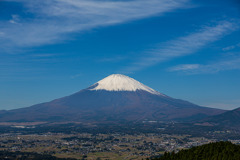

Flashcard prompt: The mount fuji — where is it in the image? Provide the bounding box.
[0,74,225,123]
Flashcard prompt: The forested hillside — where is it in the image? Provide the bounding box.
[149,141,240,160]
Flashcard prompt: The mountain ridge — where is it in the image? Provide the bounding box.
[198,106,240,128]
[0,74,225,123]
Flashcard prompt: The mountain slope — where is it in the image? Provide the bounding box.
[0,74,225,123]
[200,107,240,128]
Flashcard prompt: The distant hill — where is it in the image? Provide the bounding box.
[0,74,224,123]
[149,141,240,160]
[198,107,240,128]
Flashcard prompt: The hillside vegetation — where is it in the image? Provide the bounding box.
[149,141,240,160]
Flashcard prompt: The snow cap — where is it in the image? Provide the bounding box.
[89,74,162,95]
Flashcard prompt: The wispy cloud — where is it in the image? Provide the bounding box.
[168,54,240,74]
[70,73,82,79]
[31,53,59,58]
[169,64,200,71]
[0,0,189,51]
[222,42,240,51]
[123,20,239,73]
[203,99,240,110]
[98,56,127,63]
[9,15,20,24]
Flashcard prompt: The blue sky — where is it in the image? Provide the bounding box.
[0,0,240,110]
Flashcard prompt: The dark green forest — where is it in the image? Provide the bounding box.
[149,141,240,160]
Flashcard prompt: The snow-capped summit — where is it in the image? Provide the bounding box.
[0,74,225,123]
[89,74,162,95]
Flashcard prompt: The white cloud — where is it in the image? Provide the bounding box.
[0,0,189,50]
[203,99,240,110]
[169,64,200,71]
[31,53,59,58]
[98,56,127,63]
[123,20,239,73]
[168,55,240,74]
[9,15,20,24]
[70,73,82,79]
[222,45,236,51]
[222,42,240,51]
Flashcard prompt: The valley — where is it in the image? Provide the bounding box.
[0,74,239,159]
[0,122,240,160]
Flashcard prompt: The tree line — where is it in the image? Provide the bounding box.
[148,141,240,160]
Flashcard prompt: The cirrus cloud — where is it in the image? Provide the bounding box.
[122,20,239,73]
[168,54,240,74]
[0,0,190,51]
